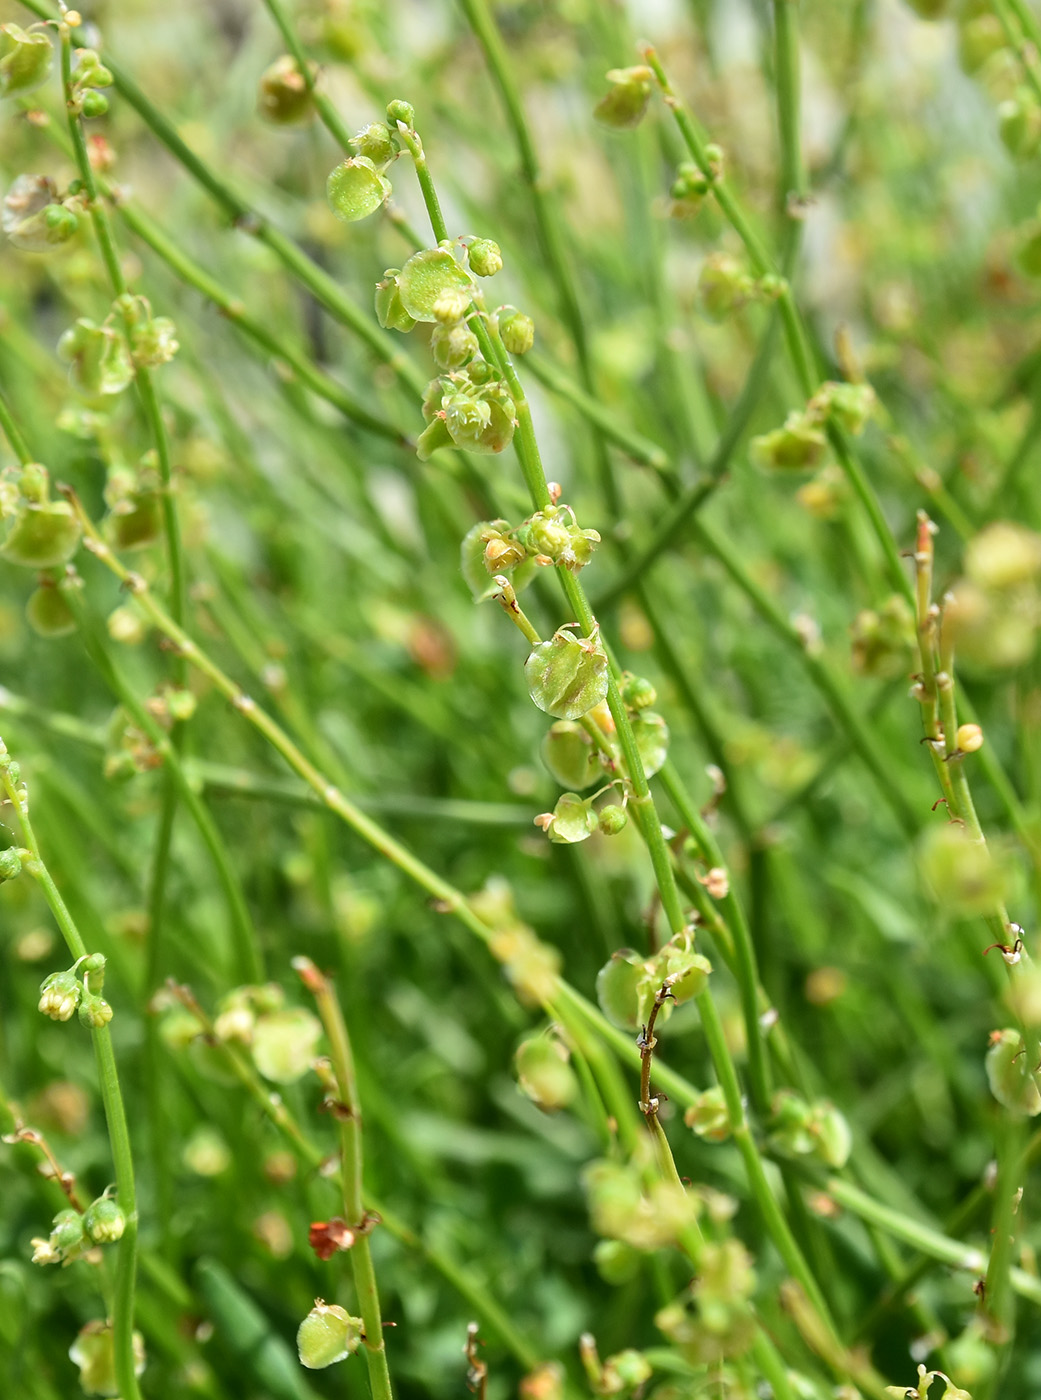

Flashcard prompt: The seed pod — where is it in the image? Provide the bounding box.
[83,1195,126,1244]
[515,1033,578,1112]
[297,1300,364,1369]
[540,720,600,790]
[750,412,827,471]
[525,626,609,720]
[49,1207,85,1256]
[2,501,81,569]
[0,23,53,96]
[397,248,474,323]
[386,98,414,128]
[57,318,134,396]
[443,386,515,454]
[698,252,755,320]
[258,54,314,125]
[620,674,656,710]
[26,582,76,637]
[629,711,669,779]
[70,1319,145,1397]
[0,847,21,881]
[250,1007,323,1084]
[999,89,1041,159]
[131,315,179,368]
[595,949,648,1030]
[807,1101,852,1168]
[658,940,711,1004]
[594,65,653,129]
[684,1085,731,1142]
[327,156,390,223]
[986,1029,1041,1116]
[431,321,478,370]
[965,521,1041,590]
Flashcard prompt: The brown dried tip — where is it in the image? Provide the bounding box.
[291,956,325,994]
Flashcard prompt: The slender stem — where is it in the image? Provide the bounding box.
[0,744,141,1400]
[772,0,806,211]
[298,961,393,1400]
[0,386,34,465]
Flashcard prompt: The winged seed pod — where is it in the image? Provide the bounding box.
[594,65,653,129]
[327,157,391,222]
[525,626,609,720]
[2,175,79,252]
[297,1300,364,1368]
[0,23,53,97]
[397,248,474,322]
[258,54,315,125]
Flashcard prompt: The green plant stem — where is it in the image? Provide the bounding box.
[0,745,141,1400]
[59,579,263,984]
[642,43,913,606]
[772,0,805,210]
[0,385,34,465]
[303,965,393,1400]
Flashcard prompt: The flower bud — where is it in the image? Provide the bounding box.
[515,1032,578,1111]
[0,847,21,881]
[257,54,314,124]
[57,318,134,396]
[432,285,472,324]
[79,992,114,1028]
[83,1195,125,1244]
[684,1085,731,1142]
[750,412,827,471]
[620,674,656,710]
[0,23,52,96]
[327,156,391,223]
[628,710,669,778]
[443,384,516,455]
[298,1300,364,1369]
[397,248,474,323]
[374,270,416,332]
[250,1006,323,1083]
[431,320,478,369]
[593,1239,641,1285]
[386,98,414,129]
[80,89,109,119]
[525,625,609,720]
[535,791,598,844]
[498,307,535,355]
[49,1207,86,1256]
[131,315,179,368]
[38,968,82,1022]
[850,594,915,679]
[768,1089,816,1156]
[483,534,526,573]
[352,121,395,164]
[26,580,75,637]
[597,804,628,836]
[73,50,113,88]
[807,1101,852,1169]
[468,238,502,277]
[958,14,1006,74]
[594,65,653,129]
[811,380,877,436]
[698,252,755,320]
[957,723,984,753]
[601,1350,652,1393]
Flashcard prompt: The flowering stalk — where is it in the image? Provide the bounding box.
[0,740,141,1400]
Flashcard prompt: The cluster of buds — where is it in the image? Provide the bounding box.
[596,932,712,1032]
[765,1088,852,1169]
[750,378,877,471]
[38,953,113,1029]
[66,44,113,120]
[212,983,323,1085]
[257,54,316,126]
[655,1240,757,1365]
[326,101,408,221]
[30,1190,126,1267]
[2,173,81,253]
[418,360,516,459]
[471,877,561,1006]
[579,1334,652,1396]
[669,146,724,217]
[697,252,786,321]
[583,1155,698,1252]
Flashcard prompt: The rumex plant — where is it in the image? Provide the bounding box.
[3,0,1041,1398]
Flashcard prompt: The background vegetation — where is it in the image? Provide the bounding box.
[2,0,1041,1397]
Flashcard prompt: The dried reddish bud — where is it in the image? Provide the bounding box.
[308,1217,356,1260]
